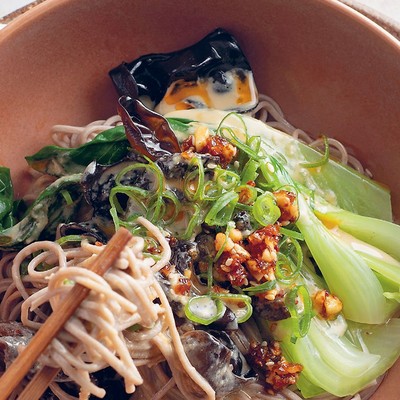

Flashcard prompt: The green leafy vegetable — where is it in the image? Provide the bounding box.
[315,208,400,261]
[26,126,129,176]
[0,167,14,229]
[296,194,388,324]
[0,174,82,248]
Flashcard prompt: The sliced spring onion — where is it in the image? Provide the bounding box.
[181,203,202,240]
[276,254,300,284]
[215,168,240,191]
[210,293,253,323]
[207,258,214,290]
[202,180,223,200]
[300,135,330,169]
[160,190,181,225]
[109,186,148,230]
[248,135,261,154]
[204,191,238,226]
[242,279,276,294]
[213,221,236,262]
[184,295,226,325]
[216,111,248,138]
[280,227,304,241]
[146,193,164,222]
[115,160,164,192]
[240,159,260,184]
[252,191,281,226]
[276,238,304,284]
[254,157,283,191]
[184,156,205,201]
[285,285,313,343]
[218,124,261,161]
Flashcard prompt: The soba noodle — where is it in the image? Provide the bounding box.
[4,217,214,399]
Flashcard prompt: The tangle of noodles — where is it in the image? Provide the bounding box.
[4,217,214,399]
[0,96,380,400]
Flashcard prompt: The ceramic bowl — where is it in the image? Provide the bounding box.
[0,0,399,398]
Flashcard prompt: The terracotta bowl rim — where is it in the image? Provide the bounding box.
[1,0,400,52]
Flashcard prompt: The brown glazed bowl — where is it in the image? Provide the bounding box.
[0,0,399,398]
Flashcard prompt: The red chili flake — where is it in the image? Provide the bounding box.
[246,225,281,259]
[174,277,192,295]
[181,136,195,152]
[160,264,172,278]
[215,252,249,287]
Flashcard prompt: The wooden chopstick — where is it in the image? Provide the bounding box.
[18,365,59,400]
[0,227,132,400]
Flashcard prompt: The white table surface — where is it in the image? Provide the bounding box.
[1,0,400,29]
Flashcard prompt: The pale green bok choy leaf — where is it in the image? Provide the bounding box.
[274,317,400,398]
[274,317,380,398]
[314,208,400,261]
[295,195,390,324]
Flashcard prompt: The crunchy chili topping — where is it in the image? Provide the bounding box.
[160,264,172,278]
[181,133,236,168]
[248,340,303,393]
[214,231,251,287]
[173,276,192,296]
[312,289,343,320]
[215,251,249,286]
[201,135,236,167]
[213,225,282,286]
[238,184,256,205]
[181,136,195,152]
[273,190,299,226]
[245,225,281,282]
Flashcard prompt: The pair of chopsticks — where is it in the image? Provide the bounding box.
[0,227,132,400]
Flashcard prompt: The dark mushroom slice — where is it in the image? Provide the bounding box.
[169,239,198,275]
[208,307,239,332]
[81,156,153,219]
[58,222,108,244]
[117,96,181,161]
[253,295,290,321]
[110,28,258,114]
[181,329,254,396]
